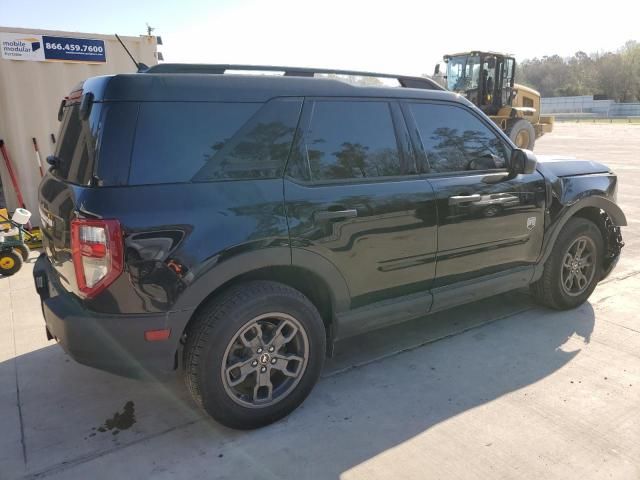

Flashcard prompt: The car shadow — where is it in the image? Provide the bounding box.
[2,290,595,478]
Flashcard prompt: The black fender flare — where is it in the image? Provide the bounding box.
[290,248,351,312]
[534,196,626,278]
[169,246,350,339]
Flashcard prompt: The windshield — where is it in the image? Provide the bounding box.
[446,55,481,92]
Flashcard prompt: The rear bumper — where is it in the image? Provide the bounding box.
[33,254,191,378]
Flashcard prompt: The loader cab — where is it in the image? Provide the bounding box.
[444,51,515,115]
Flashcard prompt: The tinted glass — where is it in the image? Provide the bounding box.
[305,101,403,181]
[96,102,140,186]
[53,102,103,185]
[191,99,301,182]
[129,99,301,185]
[409,103,509,173]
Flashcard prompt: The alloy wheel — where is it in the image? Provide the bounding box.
[561,236,597,296]
[221,312,309,408]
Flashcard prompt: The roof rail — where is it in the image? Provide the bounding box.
[143,63,444,90]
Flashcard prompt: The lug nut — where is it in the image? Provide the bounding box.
[257,347,263,353]
[271,358,277,364]
[260,366,267,373]
[268,346,275,353]
[252,360,258,367]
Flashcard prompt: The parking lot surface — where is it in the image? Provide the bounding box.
[2,123,639,479]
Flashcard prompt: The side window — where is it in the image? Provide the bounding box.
[53,102,103,185]
[304,101,406,182]
[191,99,302,182]
[409,103,510,174]
[129,99,302,185]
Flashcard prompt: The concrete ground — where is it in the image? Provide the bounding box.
[2,123,639,479]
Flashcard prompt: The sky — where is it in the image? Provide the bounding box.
[1,0,638,76]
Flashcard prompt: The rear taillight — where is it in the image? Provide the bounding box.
[70,218,123,298]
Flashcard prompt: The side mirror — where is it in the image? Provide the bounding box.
[510,149,537,175]
[434,63,440,75]
[46,155,60,170]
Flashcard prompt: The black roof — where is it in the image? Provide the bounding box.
[83,64,466,104]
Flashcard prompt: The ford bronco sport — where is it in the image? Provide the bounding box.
[34,64,626,429]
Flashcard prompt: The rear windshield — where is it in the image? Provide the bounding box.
[128,98,302,185]
[53,102,103,185]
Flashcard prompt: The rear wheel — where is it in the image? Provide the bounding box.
[14,244,30,262]
[0,250,22,276]
[531,217,603,310]
[183,280,326,429]
[508,119,536,150]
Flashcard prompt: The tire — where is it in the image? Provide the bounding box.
[14,244,30,262]
[508,119,536,150]
[183,280,326,429]
[0,250,23,276]
[531,217,604,310]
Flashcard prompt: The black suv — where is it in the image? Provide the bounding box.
[34,64,626,429]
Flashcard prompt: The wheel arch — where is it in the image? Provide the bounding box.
[173,247,350,360]
[533,196,626,281]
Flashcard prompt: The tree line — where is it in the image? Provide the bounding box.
[516,40,640,101]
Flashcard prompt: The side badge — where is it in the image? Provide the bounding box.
[527,217,536,231]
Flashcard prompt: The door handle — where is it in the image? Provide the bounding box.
[315,209,358,221]
[448,194,481,205]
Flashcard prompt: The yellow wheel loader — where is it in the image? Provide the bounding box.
[435,51,554,149]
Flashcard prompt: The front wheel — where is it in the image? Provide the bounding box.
[531,217,603,310]
[183,281,326,429]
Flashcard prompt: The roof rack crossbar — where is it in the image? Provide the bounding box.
[144,63,444,90]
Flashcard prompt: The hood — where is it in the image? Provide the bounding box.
[536,155,611,177]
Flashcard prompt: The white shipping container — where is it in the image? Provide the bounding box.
[0,26,158,224]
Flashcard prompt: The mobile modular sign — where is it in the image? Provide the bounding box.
[0,32,106,63]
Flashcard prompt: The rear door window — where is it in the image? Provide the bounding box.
[299,100,408,182]
[129,98,302,185]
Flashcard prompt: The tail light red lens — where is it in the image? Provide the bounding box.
[70,218,123,298]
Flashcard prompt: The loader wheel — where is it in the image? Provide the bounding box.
[508,119,536,150]
[0,250,23,276]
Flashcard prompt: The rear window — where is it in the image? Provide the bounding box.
[53,102,103,185]
[129,98,302,185]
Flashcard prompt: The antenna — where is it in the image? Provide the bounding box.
[146,23,155,36]
[114,33,149,72]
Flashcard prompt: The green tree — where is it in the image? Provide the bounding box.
[516,41,640,101]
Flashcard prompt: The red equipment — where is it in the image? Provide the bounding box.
[0,139,27,209]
